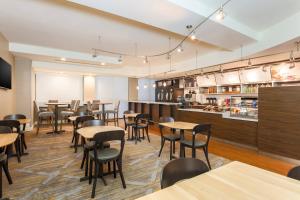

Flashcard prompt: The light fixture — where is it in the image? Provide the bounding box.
[143,84,148,89]
[163,81,167,87]
[136,85,139,90]
[190,31,196,40]
[248,58,252,66]
[200,69,204,76]
[152,83,156,88]
[166,53,171,60]
[177,44,183,53]
[60,57,66,61]
[143,56,148,64]
[118,55,123,63]
[262,65,267,72]
[100,62,106,66]
[290,62,296,69]
[289,50,295,62]
[92,49,97,58]
[216,4,225,21]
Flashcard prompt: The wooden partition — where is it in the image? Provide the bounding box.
[258,86,300,160]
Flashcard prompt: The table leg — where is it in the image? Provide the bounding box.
[47,105,65,134]
[102,104,106,123]
[179,129,184,158]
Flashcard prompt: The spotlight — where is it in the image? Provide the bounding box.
[262,65,267,72]
[289,50,295,62]
[60,57,66,61]
[136,85,139,90]
[290,62,296,69]
[216,5,225,21]
[166,53,171,60]
[118,55,123,63]
[248,59,252,66]
[190,31,196,40]
[163,82,167,87]
[177,44,183,53]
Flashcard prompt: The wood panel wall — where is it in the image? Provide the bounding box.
[258,86,300,160]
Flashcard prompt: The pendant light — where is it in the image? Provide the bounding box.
[216,4,226,21]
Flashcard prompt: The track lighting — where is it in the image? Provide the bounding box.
[118,55,123,63]
[216,5,225,21]
[177,44,183,53]
[289,50,295,62]
[143,56,148,64]
[163,82,167,87]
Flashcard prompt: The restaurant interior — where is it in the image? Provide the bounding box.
[0,0,300,199]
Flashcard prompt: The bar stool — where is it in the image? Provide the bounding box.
[123,110,135,140]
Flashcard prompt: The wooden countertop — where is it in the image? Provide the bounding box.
[129,101,181,106]
[0,133,18,148]
[159,121,198,130]
[77,126,124,139]
[136,161,300,200]
[18,118,31,124]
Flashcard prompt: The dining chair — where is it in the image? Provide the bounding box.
[0,120,21,163]
[123,110,135,140]
[287,166,300,181]
[3,114,28,154]
[0,126,13,185]
[105,100,120,126]
[132,114,150,144]
[80,120,110,177]
[34,101,55,135]
[60,100,80,131]
[87,100,102,119]
[89,130,126,198]
[180,124,212,169]
[160,158,209,189]
[158,117,180,160]
[73,115,94,153]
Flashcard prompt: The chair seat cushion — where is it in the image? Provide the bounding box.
[180,139,206,147]
[92,110,102,115]
[132,123,148,129]
[89,148,120,161]
[105,110,117,114]
[125,119,135,125]
[84,141,110,150]
[38,112,54,117]
[163,133,180,141]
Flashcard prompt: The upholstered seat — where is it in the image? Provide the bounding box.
[180,139,206,148]
[84,141,110,150]
[61,111,74,116]
[89,148,120,161]
[38,111,54,118]
[163,133,181,141]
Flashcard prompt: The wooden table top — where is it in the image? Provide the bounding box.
[77,126,124,139]
[136,161,300,200]
[18,118,31,124]
[0,133,18,148]
[159,121,198,130]
[124,113,140,118]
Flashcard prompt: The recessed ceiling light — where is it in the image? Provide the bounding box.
[60,57,66,61]
[101,62,106,66]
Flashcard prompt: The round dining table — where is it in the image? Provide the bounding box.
[0,133,18,200]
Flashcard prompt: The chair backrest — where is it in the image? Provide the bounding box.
[77,111,88,116]
[114,100,120,111]
[287,166,300,181]
[82,120,105,127]
[71,100,80,112]
[0,126,12,134]
[92,130,125,160]
[123,110,134,115]
[3,114,26,120]
[34,101,40,113]
[92,100,100,110]
[135,113,150,125]
[0,120,20,133]
[160,158,209,189]
[191,124,211,147]
[159,117,175,136]
[87,101,92,112]
[70,100,76,110]
[75,115,94,129]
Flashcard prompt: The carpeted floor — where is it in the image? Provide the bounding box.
[3,125,231,200]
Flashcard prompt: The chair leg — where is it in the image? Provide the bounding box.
[14,140,21,163]
[169,140,173,160]
[158,138,165,157]
[203,147,211,170]
[113,161,116,178]
[192,148,196,158]
[134,128,138,144]
[172,141,176,154]
[146,127,150,143]
[108,162,111,173]
[74,133,78,153]
[22,134,27,150]
[81,149,86,169]
[85,152,89,177]
[114,113,116,127]
[116,159,126,189]
[60,118,63,131]
[91,162,99,198]
[36,118,40,135]
[3,161,12,184]
[89,159,93,184]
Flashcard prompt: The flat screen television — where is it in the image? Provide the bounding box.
[0,57,12,89]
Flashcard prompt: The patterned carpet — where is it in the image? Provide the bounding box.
[3,125,231,200]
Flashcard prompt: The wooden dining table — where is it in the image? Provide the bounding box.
[45,102,68,134]
[136,161,300,200]
[0,133,18,199]
[158,121,198,157]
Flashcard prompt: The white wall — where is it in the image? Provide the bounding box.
[95,76,128,117]
[35,72,83,102]
[138,78,155,101]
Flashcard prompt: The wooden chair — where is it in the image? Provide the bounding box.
[160,158,209,189]
[105,100,120,126]
[73,115,94,153]
[34,101,55,135]
[180,124,212,169]
[60,100,80,130]
[158,117,180,160]
[89,130,126,198]
[132,114,150,144]
[123,110,135,140]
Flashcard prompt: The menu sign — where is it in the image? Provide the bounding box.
[271,62,300,81]
[196,74,216,87]
[215,71,240,85]
[240,66,272,83]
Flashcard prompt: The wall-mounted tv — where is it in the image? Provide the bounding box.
[0,57,12,89]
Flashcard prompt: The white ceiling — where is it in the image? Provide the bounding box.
[0,0,300,77]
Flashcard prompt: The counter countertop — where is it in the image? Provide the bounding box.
[178,109,258,122]
[129,101,181,105]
